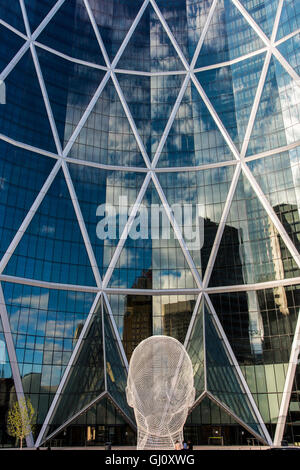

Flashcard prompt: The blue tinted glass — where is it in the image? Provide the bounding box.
[0,1,26,33]
[247,56,300,156]
[36,46,106,148]
[186,300,204,398]
[67,77,146,167]
[0,141,55,260]
[209,171,300,287]
[37,0,106,65]
[243,0,279,38]
[0,25,25,73]
[196,53,266,151]
[24,0,57,33]
[157,165,235,279]
[158,80,234,167]
[155,0,214,63]
[277,0,300,40]
[4,168,97,286]
[117,73,185,159]
[205,303,264,438]
[88,0,143,62]
[116,3,184,72]
[68,162,145,277]
[108,181,198,289]
[247,152,300,253]
[2,281,95,422]
[48,296,104,426]
[0,316,13,379]
[195,0,264,68]
[0,50,56,152]
[277,33,300,76]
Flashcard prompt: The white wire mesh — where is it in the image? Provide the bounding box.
[126,335,195,450]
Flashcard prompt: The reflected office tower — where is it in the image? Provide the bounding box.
[1,0,300,448]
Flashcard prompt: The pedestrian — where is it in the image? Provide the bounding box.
[174,440,182,450]
[183,440,188,450]
[187,440,193,451]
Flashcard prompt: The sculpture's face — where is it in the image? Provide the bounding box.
[126,336,195,437]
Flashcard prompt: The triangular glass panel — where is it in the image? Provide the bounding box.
[0,141,55,260]
[108,180,198,289]
[37,0,106,65]
[3,168,97,286]
[45,395,136,446]
[157,165,236,279]
[195,0,265,68]
[48,295,105,429]
[0,24,25,72]
[242,0,279,39]
[186,395,235,426]
[117,73,186,159]
[68,163,146,278]
[0,313,12,380]
[0,1,26,33]
[88,0,144,62]
[247,56,300,157]
[36,46,106,148]
[186,299,205,399]
[155,0,214,63]
[196,52,266,152]
[24,0,58,33]
[116,3,185,72]
[103,298,134,422]
[2,281,96,423]
[0,50,57,152]
[157,79,234,167]
[277,32,300,76]
[247,152,300,254]
[277,0,300,40]
[67,77,146,167]
[209,170,300,288]
[204,300,266,439]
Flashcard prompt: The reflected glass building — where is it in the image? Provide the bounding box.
[1,0,300,447]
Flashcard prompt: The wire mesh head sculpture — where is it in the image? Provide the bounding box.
[126,335,195,450]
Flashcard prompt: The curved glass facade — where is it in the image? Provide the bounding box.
[0,0,300,448]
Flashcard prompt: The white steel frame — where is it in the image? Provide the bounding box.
[0,0,299,446]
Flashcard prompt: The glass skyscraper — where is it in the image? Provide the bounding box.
[0,0,300,448]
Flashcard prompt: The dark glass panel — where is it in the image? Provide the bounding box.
[2,281,95,423]
[108,294,153,362]
[209,171,300,287]
[196,53,266,152]
[49,296,104,427]
[0,141,55,260]
[0,1,26,33]
[36,47,106,149]
[0,24,25,73]
[204,302,265,438]
[24,0,57,33]
[67,77,145,167]
[103,299,134,422]
[158,80,234,167]
[195,0,264,68]
[37,0,106,65]
[0,50,56,152]
[186,300,204,398]
[4,168,97,286]
[116,3,184,72]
